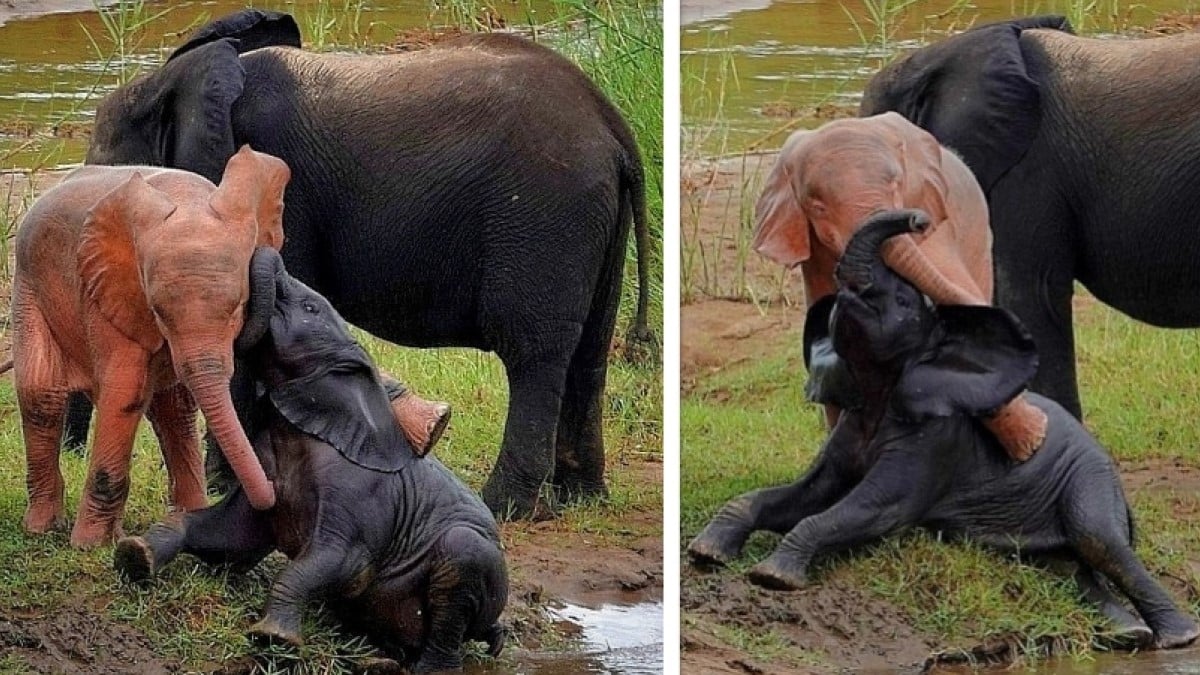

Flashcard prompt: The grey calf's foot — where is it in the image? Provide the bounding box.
[247,613,304,649]
[747,552,810,591]
[687,500,754,567]
[482,622,506,658]
[114,536,156,583]
[1152,613,1200,649]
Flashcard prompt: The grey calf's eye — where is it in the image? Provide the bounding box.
[303,301,318,314]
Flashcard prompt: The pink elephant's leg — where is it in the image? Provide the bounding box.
[13,292,69,533]
[72,344,149,549]
[147,383,207,512]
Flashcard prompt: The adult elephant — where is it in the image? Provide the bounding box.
[859,15,1200,418]
[83,9,654,519]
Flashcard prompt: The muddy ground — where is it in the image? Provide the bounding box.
[680,153,1200,674]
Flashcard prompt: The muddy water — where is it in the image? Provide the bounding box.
[933,647,1200,674]
[680,0,1192,153]
[0,0,556,167]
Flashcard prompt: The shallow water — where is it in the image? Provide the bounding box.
[464,601,663,674]
[681,0,1193,153]
[0,0,556,167]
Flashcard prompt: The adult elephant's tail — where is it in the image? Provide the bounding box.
[623,149,656,363]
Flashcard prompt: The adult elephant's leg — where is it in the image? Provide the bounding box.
[989,180,1082,417]
[552,236,624,503]
[146,384,206,513]
[688,450,852,566]
[484,319,582,520]
[115,487,273,582]
[748,450,932,590]
[62,393,92,455]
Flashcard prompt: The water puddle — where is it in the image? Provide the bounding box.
[934,645,1200,674]
[499,601,663,674]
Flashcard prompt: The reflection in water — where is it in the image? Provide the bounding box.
[681,0,1188,152]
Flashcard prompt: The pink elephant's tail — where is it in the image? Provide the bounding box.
[0,358,12,375]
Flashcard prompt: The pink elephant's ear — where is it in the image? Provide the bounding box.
[752,151,810,267]
[77,173,175,354]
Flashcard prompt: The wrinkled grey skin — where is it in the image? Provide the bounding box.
[688,210,1199,651]
[115,249,507,672]
[861,16,1200,420]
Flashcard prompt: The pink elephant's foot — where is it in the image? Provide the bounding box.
[22,501,66,534]
[391,392,451,457]
[984,395,1048,463]
[69,516,123,550]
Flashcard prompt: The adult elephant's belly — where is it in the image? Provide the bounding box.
[1078,244,1200,328]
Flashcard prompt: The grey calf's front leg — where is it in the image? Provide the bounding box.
[748,450,935,590]
[688,446,853,566]
[114,487,274,583]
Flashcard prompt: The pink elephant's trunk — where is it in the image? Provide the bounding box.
[880,234,984,306]
[186,365,275,510]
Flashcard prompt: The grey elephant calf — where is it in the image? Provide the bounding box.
[115,248,507,672]
[689,209,1199,650]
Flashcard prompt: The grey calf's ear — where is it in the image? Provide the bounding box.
[803,295,861,410]
[171,9,301,61]
[893,305,1038,420]
[270,364,417,473]
[862,17,1055,194]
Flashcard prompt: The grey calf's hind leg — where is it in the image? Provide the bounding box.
[1074,564,1153,649]
[1064,481,1198,648]
[412,526,509,672]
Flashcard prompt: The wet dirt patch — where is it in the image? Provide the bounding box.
[0,605,178,674]
[683,570,936,673]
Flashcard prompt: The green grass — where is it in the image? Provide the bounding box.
[681,296,1200,668]
[0,1,661,672]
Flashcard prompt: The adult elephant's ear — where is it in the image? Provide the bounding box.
[170,10,301,60]
[894,305,1038,420]
[87,39,244,184]
[269,360,417,473]
[860,16,1072,194]
[803,295,861,410]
